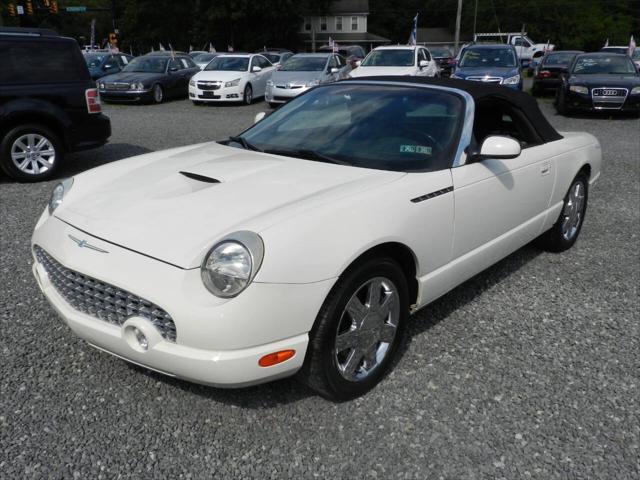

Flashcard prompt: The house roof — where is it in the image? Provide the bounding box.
[301,32,390,44]
[329,0,370,14]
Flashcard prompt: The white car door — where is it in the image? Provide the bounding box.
[249,56,267,96]
[450,101,555,276]
[422,48,438,76]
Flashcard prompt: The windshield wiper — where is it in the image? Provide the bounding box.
[227,136,263,152]
[263,147,346,165]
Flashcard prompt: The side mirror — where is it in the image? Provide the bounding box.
[477,136,521,160]
[169,66,179,72]
[355,60,362,67]
[330,67,339,73]
[103,64,117,70]
[419,60,429,68]
[254,111,266,123]
[252,66,262,73]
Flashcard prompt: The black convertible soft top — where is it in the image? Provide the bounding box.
[344,76,563,143]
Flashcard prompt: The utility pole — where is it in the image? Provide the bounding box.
[454,0,463,54]
[473,0,478,37]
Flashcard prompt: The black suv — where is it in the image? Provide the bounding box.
[0,28,111,181]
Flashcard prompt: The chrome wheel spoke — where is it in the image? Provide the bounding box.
[335,329,359,352]
[11,151,28,160]
[363,343,378,368]
[341,349,363,378]
[380,323,397,344]
[366,279,382,308]
[345,296,367,324]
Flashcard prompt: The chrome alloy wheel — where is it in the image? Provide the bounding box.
[11,133,56,175]
[334,277,400,382]
[561,180,586,241]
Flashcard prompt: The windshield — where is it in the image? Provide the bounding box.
[122,56,167,73]
[460,48,516,67]
[194,53,217,63]
[239,84,463,172]
[361,50,414,67]
[84,54,107,68]
[205,57,249,71]
[430,48,452,58]
[543,52,577,66]
[572,55,637,74]
[262,53,281,63]
[279,56,326,71]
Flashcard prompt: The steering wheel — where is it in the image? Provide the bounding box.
[402,128,444,153]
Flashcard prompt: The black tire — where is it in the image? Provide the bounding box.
[555,88,569,115]
[152,84,164,104]
[0,123,62,182]
[537,171,589,252]
[243,84,253,105]
[297,257,409,401]
[192,100,204,106]
[268,102,279,109]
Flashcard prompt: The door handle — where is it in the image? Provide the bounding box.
[540,162,551,176]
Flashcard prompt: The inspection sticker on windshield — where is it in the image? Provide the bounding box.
[400,144,432,155]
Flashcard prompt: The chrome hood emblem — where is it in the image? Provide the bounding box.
[68,234,109,253]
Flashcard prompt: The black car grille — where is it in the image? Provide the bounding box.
[197,81,221,90]
[34,246,177,342]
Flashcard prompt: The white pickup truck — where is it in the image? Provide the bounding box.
[473,33,554,66]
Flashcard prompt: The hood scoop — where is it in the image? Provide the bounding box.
[179,171,221,183]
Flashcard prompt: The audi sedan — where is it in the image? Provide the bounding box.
[32,78,601,400]
[555,52,640,115]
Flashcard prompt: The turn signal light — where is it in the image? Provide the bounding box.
[259,349,295,367]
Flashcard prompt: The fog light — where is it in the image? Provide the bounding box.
[258,350,295,367]
[133,327,148,350]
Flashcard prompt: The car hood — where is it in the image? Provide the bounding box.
[100,71,166,84]
[568,74,640,88]
[194,70,248,82]
[454,66,519,78]
[271,70,322,84]
[349,66,416,77]
[57,143,404,269]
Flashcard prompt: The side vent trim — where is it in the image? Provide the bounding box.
[179,171,221,183]
[410,186,453,203]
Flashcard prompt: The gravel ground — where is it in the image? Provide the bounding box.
[1,95,638,479]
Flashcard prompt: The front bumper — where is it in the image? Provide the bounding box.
[31,214,335,387]
[265,84,311,104]
[188,84,244,102]
[565,90,640,112]
[99,89,153,103]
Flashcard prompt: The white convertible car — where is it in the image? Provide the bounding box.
[32,78,601,400]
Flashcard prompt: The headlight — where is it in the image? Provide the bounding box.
[99,82,105,89]
[129,82,144,91]
[48,177,74,215]
[503,74,520,85]
[225,78,241,87]
[630,86,640,95]
[201,232,264,298]
[306,79,320,87]
[189,79,196,87]
[569,85,589,94]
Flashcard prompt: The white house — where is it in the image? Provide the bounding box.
[299,0,389,52]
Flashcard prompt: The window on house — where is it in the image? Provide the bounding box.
[351,16,358,30]
[304,18,311,31]
[336,16,343,31]
[320,17,327,31]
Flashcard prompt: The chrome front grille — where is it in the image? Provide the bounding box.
[466,76,503,83]
[592,87,628,110]
[104,82,131,91]
[34,246,177,342]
